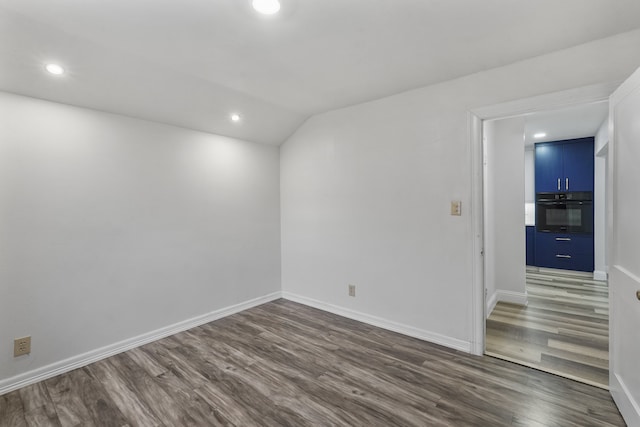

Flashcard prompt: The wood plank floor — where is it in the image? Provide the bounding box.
[486,268,610,389]
[1,299,624,426]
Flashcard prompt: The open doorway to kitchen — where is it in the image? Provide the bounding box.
[482,101,610,389]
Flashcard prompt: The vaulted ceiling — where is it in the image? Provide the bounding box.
[2,0,640,145]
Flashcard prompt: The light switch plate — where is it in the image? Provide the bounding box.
[348,284,356,297]
[451,201,462,216]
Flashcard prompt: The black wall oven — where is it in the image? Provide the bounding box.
[536,192,593,234]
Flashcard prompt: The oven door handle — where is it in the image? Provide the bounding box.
[537,201,590,206]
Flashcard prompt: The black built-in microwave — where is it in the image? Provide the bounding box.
[536,192,593,234]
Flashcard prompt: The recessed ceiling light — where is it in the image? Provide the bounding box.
[252,0,280,15]
[231,113,241,122]
[534,132,547,139]
[45,63,65,75]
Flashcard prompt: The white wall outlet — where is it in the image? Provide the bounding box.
[451,200,462,216]
[348,284,356,297]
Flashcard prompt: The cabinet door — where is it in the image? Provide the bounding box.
[526,226,535,265]
[535,142,563,192]
[534,232,564,269]
[534,232,593,271]
[567,233,594,272]
[562,138,594,192]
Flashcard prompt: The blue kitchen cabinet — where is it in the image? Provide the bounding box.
[526,226,535,266]
[535,142,564,192]
[562,139,595,192]
[534,232,594,272]
[535,137,594,193]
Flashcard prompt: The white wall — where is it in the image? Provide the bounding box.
[595,116,610,153]
[594,118,608,280]
[280,29,640,350]
[484,117,527,316]
[524,148,535,204]
[0,92,281,385]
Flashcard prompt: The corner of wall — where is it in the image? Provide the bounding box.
[593,270,608,281]
[486,291,499,318]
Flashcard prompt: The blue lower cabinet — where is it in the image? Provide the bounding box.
[534,232,594,272]
[526,226,535,266]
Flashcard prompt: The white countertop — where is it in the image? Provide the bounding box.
[525,203,535,227]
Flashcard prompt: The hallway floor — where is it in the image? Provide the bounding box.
[486,268,609,389]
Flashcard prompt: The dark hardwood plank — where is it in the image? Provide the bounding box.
[45,367,130,427]
[17,383,61,427]
[91,352,199,426]
[85,357,164,427]
[0,391,27,427]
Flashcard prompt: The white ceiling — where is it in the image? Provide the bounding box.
[2,0,640,145]
[524,101,609,147]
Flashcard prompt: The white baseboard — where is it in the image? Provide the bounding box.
[0,291,282,396]
[610,372,640,426]
[486,292,499,318]
[486,290,526,317]
[593,270,608,281]
[282,292,471,353]
[495,290,528,306]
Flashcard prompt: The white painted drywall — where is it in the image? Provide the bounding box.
[484,117,527,314]
[280,29,640,347]
[0,92,281,383]
[594,118,608,279]
[524,148,535,204]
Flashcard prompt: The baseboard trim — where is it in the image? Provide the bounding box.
[0,291,282,396]
[486,290,527,317]
[486,292,499,318]
[282,292,471,353]
[610,372,640,426]
[494,290,528,307]
[593,270,608,281]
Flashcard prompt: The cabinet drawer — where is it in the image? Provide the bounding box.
[534,232,594,272]
[535,233,593,254]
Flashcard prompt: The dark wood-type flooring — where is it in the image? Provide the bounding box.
[1,299,624,426]
[486,268,609,389]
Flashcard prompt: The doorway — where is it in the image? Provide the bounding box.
[470,90,612,388]
[485,269,609,388]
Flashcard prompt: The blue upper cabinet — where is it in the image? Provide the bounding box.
[535,142,564,192]
[535,137,594,193]
[562,139,595,192]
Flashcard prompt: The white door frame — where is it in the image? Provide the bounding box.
[608,67,640,424]
[467,81,620,356]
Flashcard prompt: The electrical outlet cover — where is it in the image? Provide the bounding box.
[14,336,31,357]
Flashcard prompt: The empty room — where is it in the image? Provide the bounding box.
[2,1,640,426]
